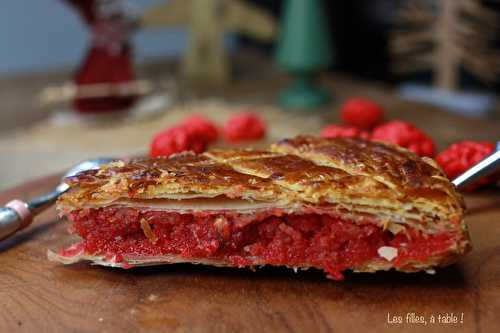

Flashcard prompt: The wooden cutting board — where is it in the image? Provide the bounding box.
[0,175,499,333]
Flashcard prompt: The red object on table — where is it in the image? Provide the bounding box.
[64,0,136,113]
[180,115,219,144]
[320,124,370,139]
[371,120,435,157]
[150,127,207,158]
[436,141,496,189]
[223,112,266,142]
[340,98,384,130]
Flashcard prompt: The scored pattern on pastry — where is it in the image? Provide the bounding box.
[62,136,463,229]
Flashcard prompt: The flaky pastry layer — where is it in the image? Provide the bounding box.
[58,136,465,234]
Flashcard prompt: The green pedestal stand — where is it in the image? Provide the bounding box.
[279,74,330,109]
[275,0,333,110]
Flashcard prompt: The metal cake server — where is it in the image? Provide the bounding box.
[452,144,500,190]
[0,158,115,241]
[0,144,498,242]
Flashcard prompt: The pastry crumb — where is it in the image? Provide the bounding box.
[140,219,158,244]
[377,246,398,261]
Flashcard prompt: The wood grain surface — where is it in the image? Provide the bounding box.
[0,173,499,333]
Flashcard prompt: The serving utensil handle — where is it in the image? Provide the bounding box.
[0,200,32,240]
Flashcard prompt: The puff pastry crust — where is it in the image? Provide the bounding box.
[53,136,470,278]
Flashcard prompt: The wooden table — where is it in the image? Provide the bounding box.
[0,174,499,332]
[0,55,499,332]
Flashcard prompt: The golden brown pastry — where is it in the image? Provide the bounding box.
[51,136,470,280]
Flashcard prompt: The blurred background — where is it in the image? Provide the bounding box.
[0,0,186,75]
[0,0,499,191]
